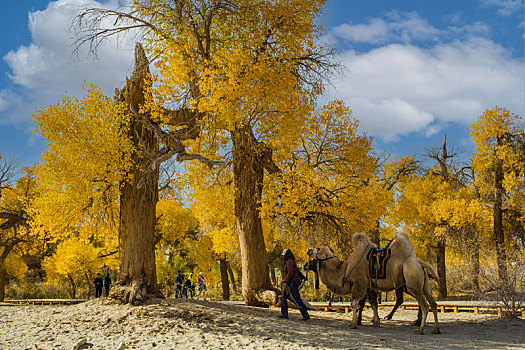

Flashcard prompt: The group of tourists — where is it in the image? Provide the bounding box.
[93,270,207,300]
[91,252,301,315]
[174,271,206,300]
[93,273,111,298]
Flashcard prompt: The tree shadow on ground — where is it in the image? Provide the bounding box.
[164,299,525,350]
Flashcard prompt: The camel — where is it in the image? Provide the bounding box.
[306,254,437,326]
[306,231,440,334]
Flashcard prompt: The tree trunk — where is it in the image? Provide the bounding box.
[471,235,481,292]
[237,268,242,292]
[0,262,6,302]
[437,237,447,299]
[493,157,507,284]
[114,108,160,305]
[0,242,16,302]
[86,273,93,298]
[231,125,277,306]
[227,265,237,293]
[370,222,381,247]
[67,274,77,299]
[269,266,277,287]
[111,43,161,305]
[219,257,230,300]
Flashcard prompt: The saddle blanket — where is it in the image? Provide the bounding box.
[367,248,391,279]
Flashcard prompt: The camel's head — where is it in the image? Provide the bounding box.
[304,246,336,272]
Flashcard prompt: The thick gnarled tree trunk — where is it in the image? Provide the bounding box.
[115,136,159,304]
[111,43,161,305]
[232,125,278,306]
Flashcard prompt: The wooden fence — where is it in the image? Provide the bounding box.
[310,301,525,317]
[0,299,88,306]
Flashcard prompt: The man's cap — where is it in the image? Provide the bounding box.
[281,248,289,256]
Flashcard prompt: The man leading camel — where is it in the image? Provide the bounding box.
[279,248,310,321]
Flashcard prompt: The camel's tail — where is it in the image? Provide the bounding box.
[418,259,438,280]
[303,299,320,311]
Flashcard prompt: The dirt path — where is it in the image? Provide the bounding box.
[1,298,524,349]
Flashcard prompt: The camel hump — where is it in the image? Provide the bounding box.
[389,231,417,258]
[352,232,372,247]
[394,231,412,242]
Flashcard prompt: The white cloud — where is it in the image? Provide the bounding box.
[2,0,136,123]
[448,22,491,37]
[332,18,390,44]
[349,97,434,142]
[330,11,493,49]
[480,0,522,16]
[329,38,525,141]
[0,90,27,125]
[331,12,441,45]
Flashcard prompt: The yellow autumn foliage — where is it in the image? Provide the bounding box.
[4,253,28,281]
[31,83,133,242]
[156,197,199,247]
[0,169,36,286]
[388,167,489,251]
[43,237,116,298]
[262,100,385,248]
[470,106,524,213]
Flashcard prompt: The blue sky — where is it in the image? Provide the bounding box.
[1,0,524,171]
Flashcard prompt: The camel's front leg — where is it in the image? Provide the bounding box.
[413,292,429,335]
[423,280,441,334]
[350,298,359,329]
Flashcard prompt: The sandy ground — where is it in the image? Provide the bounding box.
[1,298,524,350]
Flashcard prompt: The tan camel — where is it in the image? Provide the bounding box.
[304,246,381,326]
[307,231,440,334]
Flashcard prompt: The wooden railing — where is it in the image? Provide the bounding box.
[309,301,525,317]
[0,299,88,305]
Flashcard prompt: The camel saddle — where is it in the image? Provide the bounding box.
[366,247,391,279]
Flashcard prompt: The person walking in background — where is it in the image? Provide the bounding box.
[94,273,103,298]
[185,273,195,299]
[196,272,206,300]
[104,274,111,297]
[182,276,188,298]
[175,271,184,298]
[279,248,309,321]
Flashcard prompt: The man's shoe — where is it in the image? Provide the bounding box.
[278,315,288,319]
[301,316,310,321]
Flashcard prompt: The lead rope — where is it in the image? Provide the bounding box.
[374,251,380,289]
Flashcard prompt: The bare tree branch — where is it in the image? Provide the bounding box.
[0,212,30,230]
[0,155,17,199]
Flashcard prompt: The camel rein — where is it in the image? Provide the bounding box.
[345,242,373,278]
[314,255,336,272]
